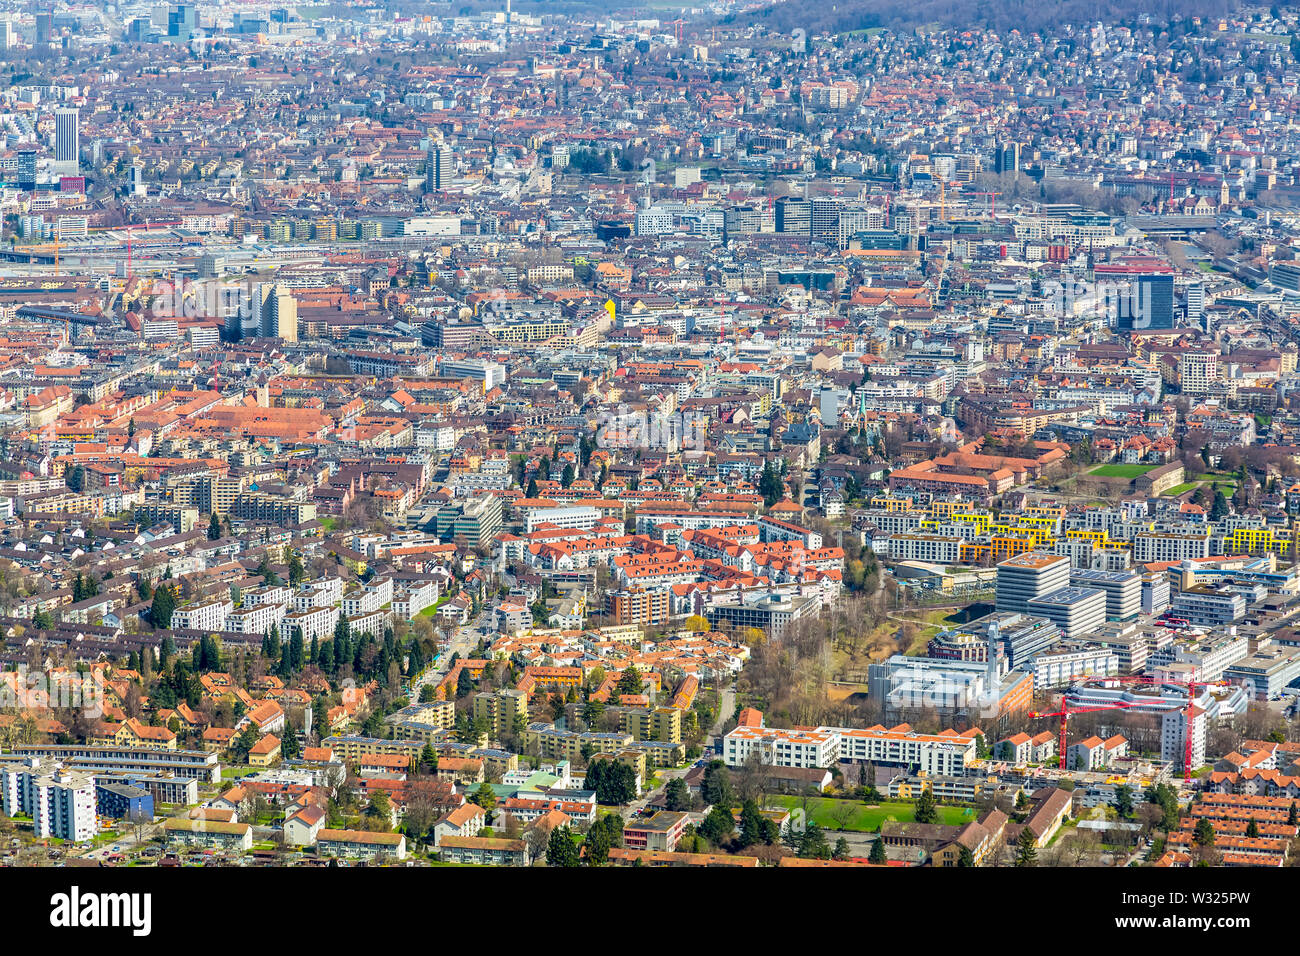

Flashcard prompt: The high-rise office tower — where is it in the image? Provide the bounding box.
[256,284,298,342]
[995,141,1020,175]
[17,149,37,191]
[54,108,78,172]
[0,19,13,50]
[810,198,841,245]
[426,144,453,191]
[34,12,51,46]
[1107,273,1174,331]
[995,552,1071,615]
[168,4,198,40]
[1186,281,1205,327]
[775,196,811,236]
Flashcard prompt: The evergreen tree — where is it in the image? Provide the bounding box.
[697,805,736,845]
[914,786,938,825]
[419,742,439,774]
[207,512,222,540]
[1014,826,1038,866]
[616,665,644,696]
[150,584,177,630]
[1115,784,1135,818]
[1193,818,1215,847]
[869,836,887,864]
[798,821,831,859]
[546,826,580,867]
[288,552,306,586]
[281,717,301,760]
[758,460,785,506]
[957,844,974,867]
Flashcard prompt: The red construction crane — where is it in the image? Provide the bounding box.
[1030,697,1150,771]
[1099,675,1227,786]
[969,191,1001,218]
[1039,675,1228,786]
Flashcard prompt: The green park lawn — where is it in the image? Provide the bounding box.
[769,796,975,832]
[1161,483,1198,497]
[1088,464,1157,479]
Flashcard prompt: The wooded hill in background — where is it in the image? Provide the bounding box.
[725,0,1246,37]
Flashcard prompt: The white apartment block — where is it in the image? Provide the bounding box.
[364,576,394,606]
[1132,532,1210,564]
[1149,631,1249,682]
[284,605,340,642]
[393,581,440,619]
[887,534,964,564]
[225,601,287,635]
[722,725,838,769]
[342,588,384,617]
[348,610,385,639]
[171,599,233,632]
[295,577,344,611]
[1,762,97,843]
[524,505,601,533]
[1031,645,1120,690]
[243,584,293,607]
[826,725,976,775]
[1161,706,1207,771]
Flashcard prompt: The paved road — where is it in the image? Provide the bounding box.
[80,821,162,861]
[617,765,696,821]
[411,613,486,699]
[706,683,737,748]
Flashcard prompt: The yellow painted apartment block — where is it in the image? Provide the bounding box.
[1225,527,1289,555]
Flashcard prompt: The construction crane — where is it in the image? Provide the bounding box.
[1039,675,1228,786]
[1098,674,1227,786]
[970,191,1002,218]
[1030,697,1150,773]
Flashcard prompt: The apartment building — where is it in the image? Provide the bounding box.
[0,761,97,842]
[721,725,838,769]
[283,605,340,642]
[224,601,286,635]
[171,598,233,632]
[827,724,979,775]
[315,828,407,861]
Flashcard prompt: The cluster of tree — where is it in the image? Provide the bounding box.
[729,0,1242,45]
[584,758,638,806]
[565,147,612,175]
[758,459,789,507]
[70,573,101,602]
[149,582,178,630]
[582,813,625,865]
[546,825,581,867]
